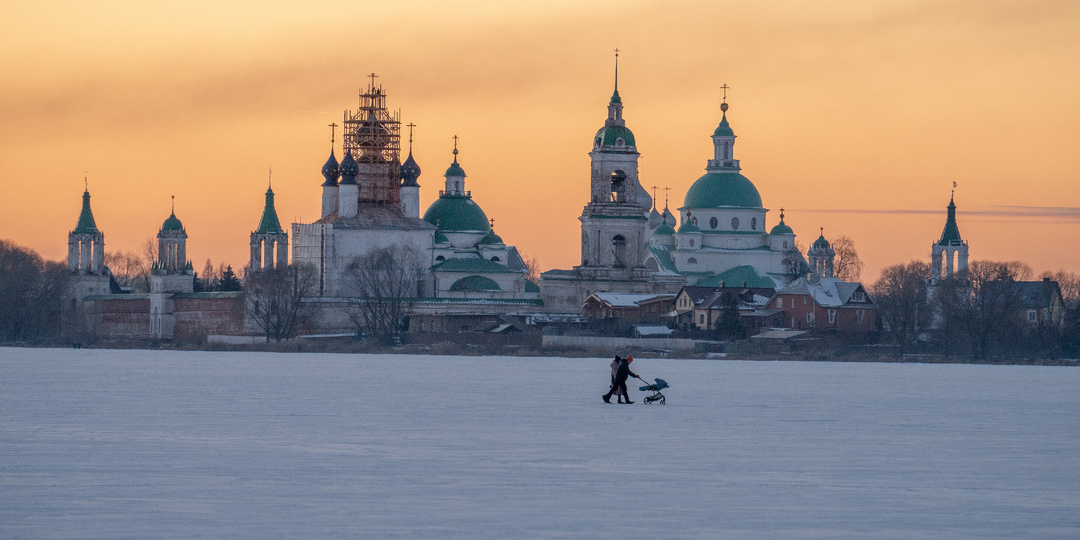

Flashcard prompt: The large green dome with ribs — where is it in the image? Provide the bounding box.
[423,195,491,232]
[683,171,762,209]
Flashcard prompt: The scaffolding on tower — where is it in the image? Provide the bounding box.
[342,75,402,205]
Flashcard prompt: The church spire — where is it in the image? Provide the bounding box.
[938,188,963,246]
[73,181,99,234]
[708,84,738,171]
[606,48,624,125]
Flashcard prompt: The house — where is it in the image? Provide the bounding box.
[581,292,675,322]
[985,278,1066,328]
[675,285,776,331]
[766,277,876,332]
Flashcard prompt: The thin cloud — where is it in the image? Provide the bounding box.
[793,206,1080,220]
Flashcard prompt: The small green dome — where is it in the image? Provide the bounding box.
[594,125,636,148]
[434,231,449,245]
[423,195,491,232]
[683,171,762,209]
[449,275,501,292]
[769,220,793,235]
[651,222,676,236]
[713,113,734,137]
[445,162,466,177]
[479,230,504,245]
[813,234,831,250]
[161,212,184,231]
[678,220,701,234]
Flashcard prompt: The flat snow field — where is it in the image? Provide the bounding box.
[2,348,1079,539]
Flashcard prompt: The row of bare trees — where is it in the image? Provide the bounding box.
[871,260,1080,358]
[0,240,67,342]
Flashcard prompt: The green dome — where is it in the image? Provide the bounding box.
[812,234,831,250]
[678,220,701,234]
[479,230,504,245]
[445,161,466,178]
[449,275,501,292]
[594,125,636,148]
[161,212,184,231]
[769,220,794,235]
[434,231,449,245]
[651,222,676,236]
[683,171,762,209]
[423,195,491,232]
[713,113,734,137]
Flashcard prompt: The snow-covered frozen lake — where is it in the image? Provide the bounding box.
[1,348,1078,539]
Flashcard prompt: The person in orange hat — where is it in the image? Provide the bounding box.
[603,354,641,404]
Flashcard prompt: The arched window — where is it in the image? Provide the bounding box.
[783,241,788,249]
[709,217,718,229]
[611,235,627,267]
[490,256,500,262]
[731,217,740,230]
[435,255,445,262]
[687,257,698,264]
[751,217,757,230]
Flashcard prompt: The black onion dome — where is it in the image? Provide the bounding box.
[321,150,340,186]
[400,151,421,187]
[339,151,359,184]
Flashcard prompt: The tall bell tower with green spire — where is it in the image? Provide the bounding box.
[579,49,650,270]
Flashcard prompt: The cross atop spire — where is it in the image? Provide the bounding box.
[720,83,730,112]
[780,207,785,220]
[171,195,175,215]
[452,135,459,160]
[614,47,620,92]
[407,122,416,152]
[329,122,337,146]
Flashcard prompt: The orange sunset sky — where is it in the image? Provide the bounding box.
[3,0,1079,283]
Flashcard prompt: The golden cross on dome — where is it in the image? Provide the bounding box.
[329,123,337,145]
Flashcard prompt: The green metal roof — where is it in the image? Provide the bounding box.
[683,171,762,209]
[432,257,516,273]
[610,89,622,104]
[713,112,735,137]
[423,195,491,232]
[812,234,831,250]
[594,125,636,148]
[73,190,99,234]
[694,265,775,288]
[449,275,502,292]
[525,280,540,292]
[434,231,450,244]
[255,187,285,235]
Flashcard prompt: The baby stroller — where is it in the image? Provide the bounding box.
[638,378,669,405]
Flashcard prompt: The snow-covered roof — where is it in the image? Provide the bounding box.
[776,277,869,308]
[587,292,672,307]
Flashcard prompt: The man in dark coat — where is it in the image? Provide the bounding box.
[603,355,641,404]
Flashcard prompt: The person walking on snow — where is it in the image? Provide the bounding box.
[608,356,628,403]
[603,355,641,404]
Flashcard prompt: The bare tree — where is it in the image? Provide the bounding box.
[245,263,318,342]
[782,240,808,281]
[832,235,863,282]
[105,250,146,291]
[871,260,931,353]
[343,246,425,342]
[1041,270,1080,310]
[0,239,66,342]
[521,251,541,284]
[934,260,1026,358]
